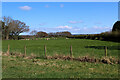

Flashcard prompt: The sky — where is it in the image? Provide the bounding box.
[2,0,120,2]
[2,2,118,35]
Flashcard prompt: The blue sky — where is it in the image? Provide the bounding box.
[2,2,118,35]
[2,0,120,2]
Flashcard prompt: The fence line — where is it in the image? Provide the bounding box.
[44,45,47,59]
[24,45,26,57]
[70,45,73,58]
[6,44,109,58]
[7,44,10,55]
[105,46,107,57]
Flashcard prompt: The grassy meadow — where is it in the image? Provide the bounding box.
[2,55,119,78]
[2,38,120,58]
[2,38,120,78]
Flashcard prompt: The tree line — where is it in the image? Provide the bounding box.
[20,31,72,39]
[1,16,120,42]
[30,30,72,38]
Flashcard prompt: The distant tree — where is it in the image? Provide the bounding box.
[61,31,72,37]
[2,16,29,40]
[30,30,37,39]
[2,16,13,40]
[1,21,5,39]
[36,31,48,38]
[112,21,120,32]
[48,32,56,37]
[48,31,72,37]
[55,31,71,37]
[9,20,29,39]
[30,30,37,35]
[56,32,62,37]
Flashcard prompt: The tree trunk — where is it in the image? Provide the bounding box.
[6,34,9,40]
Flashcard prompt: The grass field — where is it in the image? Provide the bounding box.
[2,38,120,78]
[2,38,120,58]
[2,55,119,78]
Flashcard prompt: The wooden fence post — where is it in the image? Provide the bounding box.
[70,45,73,58]
[24,45,26,57]
[105,46,107,57]
[7,44,10,55]
[44,45,47,59]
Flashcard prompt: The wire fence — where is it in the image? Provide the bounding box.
[3,44,109,58]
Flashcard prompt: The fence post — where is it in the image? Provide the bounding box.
[105,46,107,57]
[7,44,10,55]
[24,45,26,57]
[44,45,47,59]
[70,45,73,59]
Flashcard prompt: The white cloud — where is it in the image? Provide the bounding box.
[68,20,83,24]
[29,25,112,34]
[104,26,112,29]
[93,26,111,30]
[60,4,64,8]
[56,25,72,29]
[93,26,101,29]
[19,6,32,11]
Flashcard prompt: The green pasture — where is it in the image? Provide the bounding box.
[2,38,119,58]
[2,56,119,78]
[2,38,120,78]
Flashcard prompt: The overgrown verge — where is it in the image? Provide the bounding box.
[46,54,120,64]
[2,52,120,64]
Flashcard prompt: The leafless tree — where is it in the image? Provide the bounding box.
[30,30,37,39]
[2,16,29,40]
[9,20,29,39]
[2,16,13,40]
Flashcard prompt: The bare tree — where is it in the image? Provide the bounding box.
[2,16,13,40]
[2,16,29,40]
[9,20,29,39]
[30,30,37,39]
[30,30,37,35]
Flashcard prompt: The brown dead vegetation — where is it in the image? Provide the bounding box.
[2,52,120,64]
[47,54,120,64]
